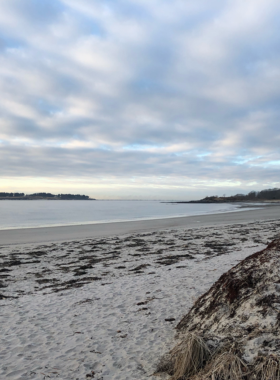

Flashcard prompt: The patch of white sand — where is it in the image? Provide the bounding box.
[1,220,279,380]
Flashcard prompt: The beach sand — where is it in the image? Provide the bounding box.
[0,207,280,379]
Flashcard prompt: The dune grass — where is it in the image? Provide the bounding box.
[251,355,280,380]
[164,333,211,380]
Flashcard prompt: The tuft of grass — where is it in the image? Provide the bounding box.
[250,355,280,380]
[202,351,248,380]
[167,333,211,380]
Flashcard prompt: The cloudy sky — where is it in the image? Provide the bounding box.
[1,0,280,199]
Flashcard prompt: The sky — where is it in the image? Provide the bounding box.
[0,0,280,200]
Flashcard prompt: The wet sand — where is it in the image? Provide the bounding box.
[1,204,280,245]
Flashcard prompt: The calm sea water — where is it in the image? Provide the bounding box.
[0,200,243,230]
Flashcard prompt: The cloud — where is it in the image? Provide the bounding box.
[0,0,280,197]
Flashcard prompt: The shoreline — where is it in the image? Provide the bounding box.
[0,203,254,231]
[1,203,280,245]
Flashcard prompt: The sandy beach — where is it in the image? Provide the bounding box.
[0,207,280,379]
[2,0,280,377]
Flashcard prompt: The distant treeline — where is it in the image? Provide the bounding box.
[0,192,25,197]
[198,188,280,203]
[0,192,91,200]
[30,193,90,200]
[58,194,90,200]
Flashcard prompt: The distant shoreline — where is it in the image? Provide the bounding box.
[166,199,280,204]
[0,192,94,200]
[0,197,96,201]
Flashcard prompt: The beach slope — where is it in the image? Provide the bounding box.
[0,218,280,379]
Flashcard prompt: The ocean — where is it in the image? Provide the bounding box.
[0,200,246,230]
